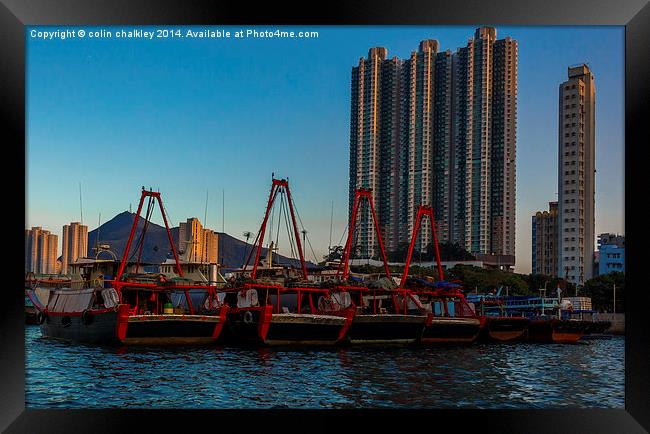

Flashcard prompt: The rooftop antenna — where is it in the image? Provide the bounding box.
[222,189,225,233]
[78,182,84,225]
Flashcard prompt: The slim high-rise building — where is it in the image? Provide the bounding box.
[349,47,401,257]
[451,27,518,256]
[25,227,58,274]
[178,218,218,263]
[25,226,42,273]
[62,222,88,274]
[349,27,517,263]
[531,202,559,277]
[557,64,595,285]
[402,40,438,252]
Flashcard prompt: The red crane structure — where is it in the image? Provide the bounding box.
[331,189,429,344]
[400,205,444,288]
[337,188,391,280]
[400,205,481,344]
[225,177,354,346]
[243,178,308,280]
[111,188,196,313]
[105,188,229,345]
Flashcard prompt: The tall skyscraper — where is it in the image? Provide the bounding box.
[25,227,58,274]
[178,217,219,263]
[531,202,559,276]
[62,222,88,274]
[451,27,518,256]
[25,226,42,273]
[349,47,400,257]
[557,64,595,285]
[348,27,517,264]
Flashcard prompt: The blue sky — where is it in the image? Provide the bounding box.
[26,25,624,273]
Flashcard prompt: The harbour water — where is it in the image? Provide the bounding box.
[25,325,624,409]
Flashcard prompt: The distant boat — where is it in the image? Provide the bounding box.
[466,293,530,343]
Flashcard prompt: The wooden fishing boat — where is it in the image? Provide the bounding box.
[107,188,230,346]
[222,282,354,346]
[411,282,481,344]
[399,205,480,344]
[222,178,354,346]
[479,316,530,343]
[26,284,130,345]
[467,293,531,342]
[333,189,428,345]
[527,317,591,344]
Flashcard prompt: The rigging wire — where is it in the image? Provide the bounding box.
[128,195,154,262]
[289,196,318,264]
[280,190,297,260]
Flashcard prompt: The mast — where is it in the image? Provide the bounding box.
[337,188,390,280]
[250,178,308,280]
[401,205,444,288]
[328,200,334,254]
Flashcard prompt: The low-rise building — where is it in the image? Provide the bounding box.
[597,233,625,276]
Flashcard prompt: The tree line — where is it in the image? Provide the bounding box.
[324,242,624,313]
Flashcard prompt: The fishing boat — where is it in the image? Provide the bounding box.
[107,188,230,345]
[25,288,38,325]
[222,178,354,346]
[558,300,612,339]
[466,293,531,343]
[332,188,427,345]
[527,317,590,344]
[496,294,590,343]
[400,205,481,344]
[26,280,129,345]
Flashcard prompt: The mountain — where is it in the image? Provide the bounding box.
[88,211,313,268]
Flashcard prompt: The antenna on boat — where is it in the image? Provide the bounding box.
[95,213,101,256]
[328,200,334,254]
[204,189,209,228]
[78,182,84,225]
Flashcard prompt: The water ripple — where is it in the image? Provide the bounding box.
[24,326,624,409]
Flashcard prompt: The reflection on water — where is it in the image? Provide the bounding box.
[25,326,624,409]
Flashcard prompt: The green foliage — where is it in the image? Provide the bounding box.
[447,265,530,295]
[583,272,624,313]
[348,263,613,305]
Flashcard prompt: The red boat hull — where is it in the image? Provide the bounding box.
[479,316,530,343]
[527,319,589,344]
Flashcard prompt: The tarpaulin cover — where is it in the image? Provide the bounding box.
[48,288,94,313]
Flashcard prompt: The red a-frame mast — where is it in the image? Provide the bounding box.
[400,205,444,288]
[337,188,391,280]
[111,188,188,310]
[245,178,308,280]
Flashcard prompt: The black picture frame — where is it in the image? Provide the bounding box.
[1,1,648,432]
